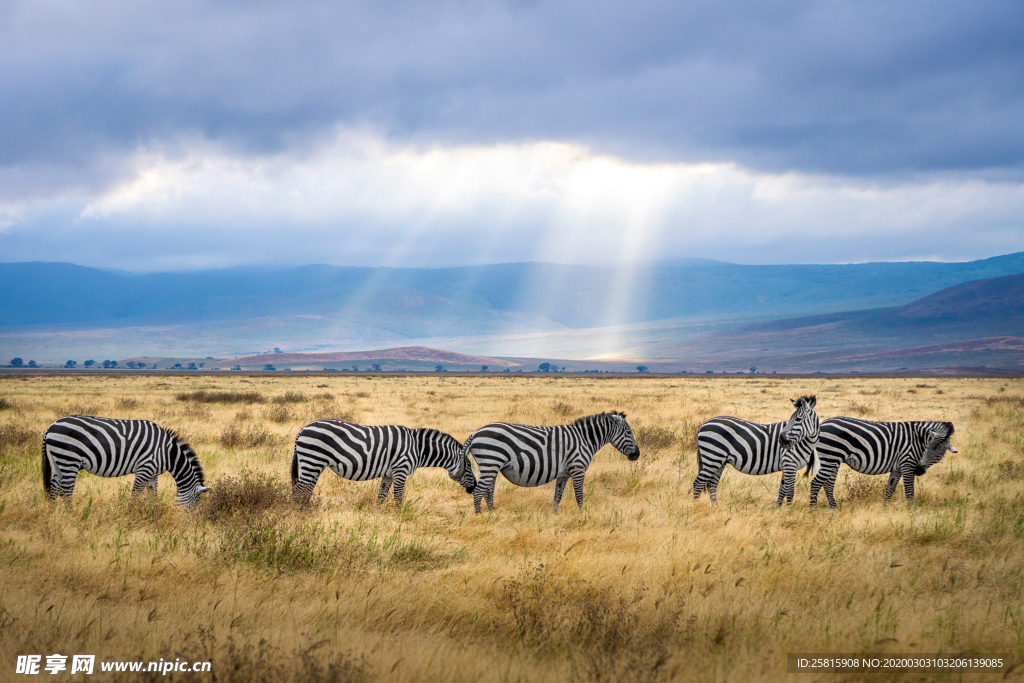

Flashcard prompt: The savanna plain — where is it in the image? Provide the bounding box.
[0,373,1022,682]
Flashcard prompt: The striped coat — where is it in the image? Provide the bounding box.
[810,417,957,507]
[291,420,476,507]
[42,416,209,508]
[464,411,640,513]
[692,396,819,506]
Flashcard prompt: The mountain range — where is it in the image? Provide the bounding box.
[2,255,1024,373]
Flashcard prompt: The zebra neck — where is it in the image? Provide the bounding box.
[414,432,458,469]
[576,418,612,456]
[417,445,457,469]
[167,442,199,489]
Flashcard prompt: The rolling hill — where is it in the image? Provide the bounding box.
[3,254,1024,371]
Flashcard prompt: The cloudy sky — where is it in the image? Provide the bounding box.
[1,0,1022,270]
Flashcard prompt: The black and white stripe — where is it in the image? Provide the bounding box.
[692,396,819,506]
[291,420,476,507]
[42,416,210,508]
[464,411,640,513]
[809,417,957,508]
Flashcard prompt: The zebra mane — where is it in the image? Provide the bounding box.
[417,428,461,448]
[165,428,205,486]
[573,411,626,427]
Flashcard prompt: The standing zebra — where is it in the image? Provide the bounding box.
[464,411,640,514]
[810,417,956,508]
[42,416,210,508]
[291,421,476,507]
[692,396,819,506]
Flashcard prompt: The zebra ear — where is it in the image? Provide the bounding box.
[790,397,798,407]
[806,396,816,409]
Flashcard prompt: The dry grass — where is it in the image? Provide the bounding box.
[0,373,1022,682]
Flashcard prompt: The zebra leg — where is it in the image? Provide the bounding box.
[570,467,586,509]
[810,461,839,509]
[884,472,900,503]
[902,469,916,503]
[692,467,719,501]
[132,463,159,497]
[54,466,79,500]
[553,475,568,513]
[474,470,498,514]
[809,475,822,507]
[292,460,327,501]
[776,469,796,507]
[377,477,393,506]
[392,474,409,509]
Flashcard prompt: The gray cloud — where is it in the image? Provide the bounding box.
[1,0,1021,181]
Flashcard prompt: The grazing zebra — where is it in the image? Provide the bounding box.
[464,411,640,514]
[809,417,957,508]
[290,421,476,507]
[42,416,210,508]
[692,396,819,506]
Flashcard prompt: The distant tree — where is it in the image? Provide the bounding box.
[231,365,242,371]
[206,357,214,360]
[9,358,23,367]
[352,366,359,372]
[264,364,276,371]
[274,348,282,353]
[187,362,197,370]
[126,361,137,369]
[27,360,38,368]
[198,362,205,368]
[481,365,488,372]
[706,370,713,374]
[371,363,382,372]
[435,365,446,372]
[561,367,566,372]
[102,360,112,368]
[636,365,649,373]
[109,360,118,368]
[503,368,510,372]
[84,360,95,367]
[173,363,182,368]
[65,360,77,368]
[538,362,551,372]
[750,366,757,373]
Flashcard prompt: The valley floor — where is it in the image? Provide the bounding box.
[1,374,1022,682]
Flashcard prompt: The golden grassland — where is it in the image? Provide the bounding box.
[0,373,1022,682]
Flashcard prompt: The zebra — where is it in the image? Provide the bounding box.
[290,420,476,507]
[691,395,819,506]
[42,416,210,508]
[463,411,640,514]
[809,417,957,508]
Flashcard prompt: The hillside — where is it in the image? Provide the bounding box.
[3,255,1024,370]
[218,347,520,370]
[5,253,1024,334]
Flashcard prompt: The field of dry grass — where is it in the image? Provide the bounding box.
[1,373,1022,682]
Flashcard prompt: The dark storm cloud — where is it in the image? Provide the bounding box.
[1,0,1021,183]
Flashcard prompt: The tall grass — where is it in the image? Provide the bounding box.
[0,373,1021,682]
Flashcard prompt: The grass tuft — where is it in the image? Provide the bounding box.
[175,390,265,404]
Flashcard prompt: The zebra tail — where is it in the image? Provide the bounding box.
[804,448,819,479]
[42,439,52,495]
[290,447,299,487]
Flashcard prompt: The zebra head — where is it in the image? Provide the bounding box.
[169,436,211,509]
[778,395,818,449]
[455,449,477,494]
[424,429,476,494]
[607,411,640,461]
[916,422,956,475]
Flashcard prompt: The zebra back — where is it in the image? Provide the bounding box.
[818,417,955,476]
